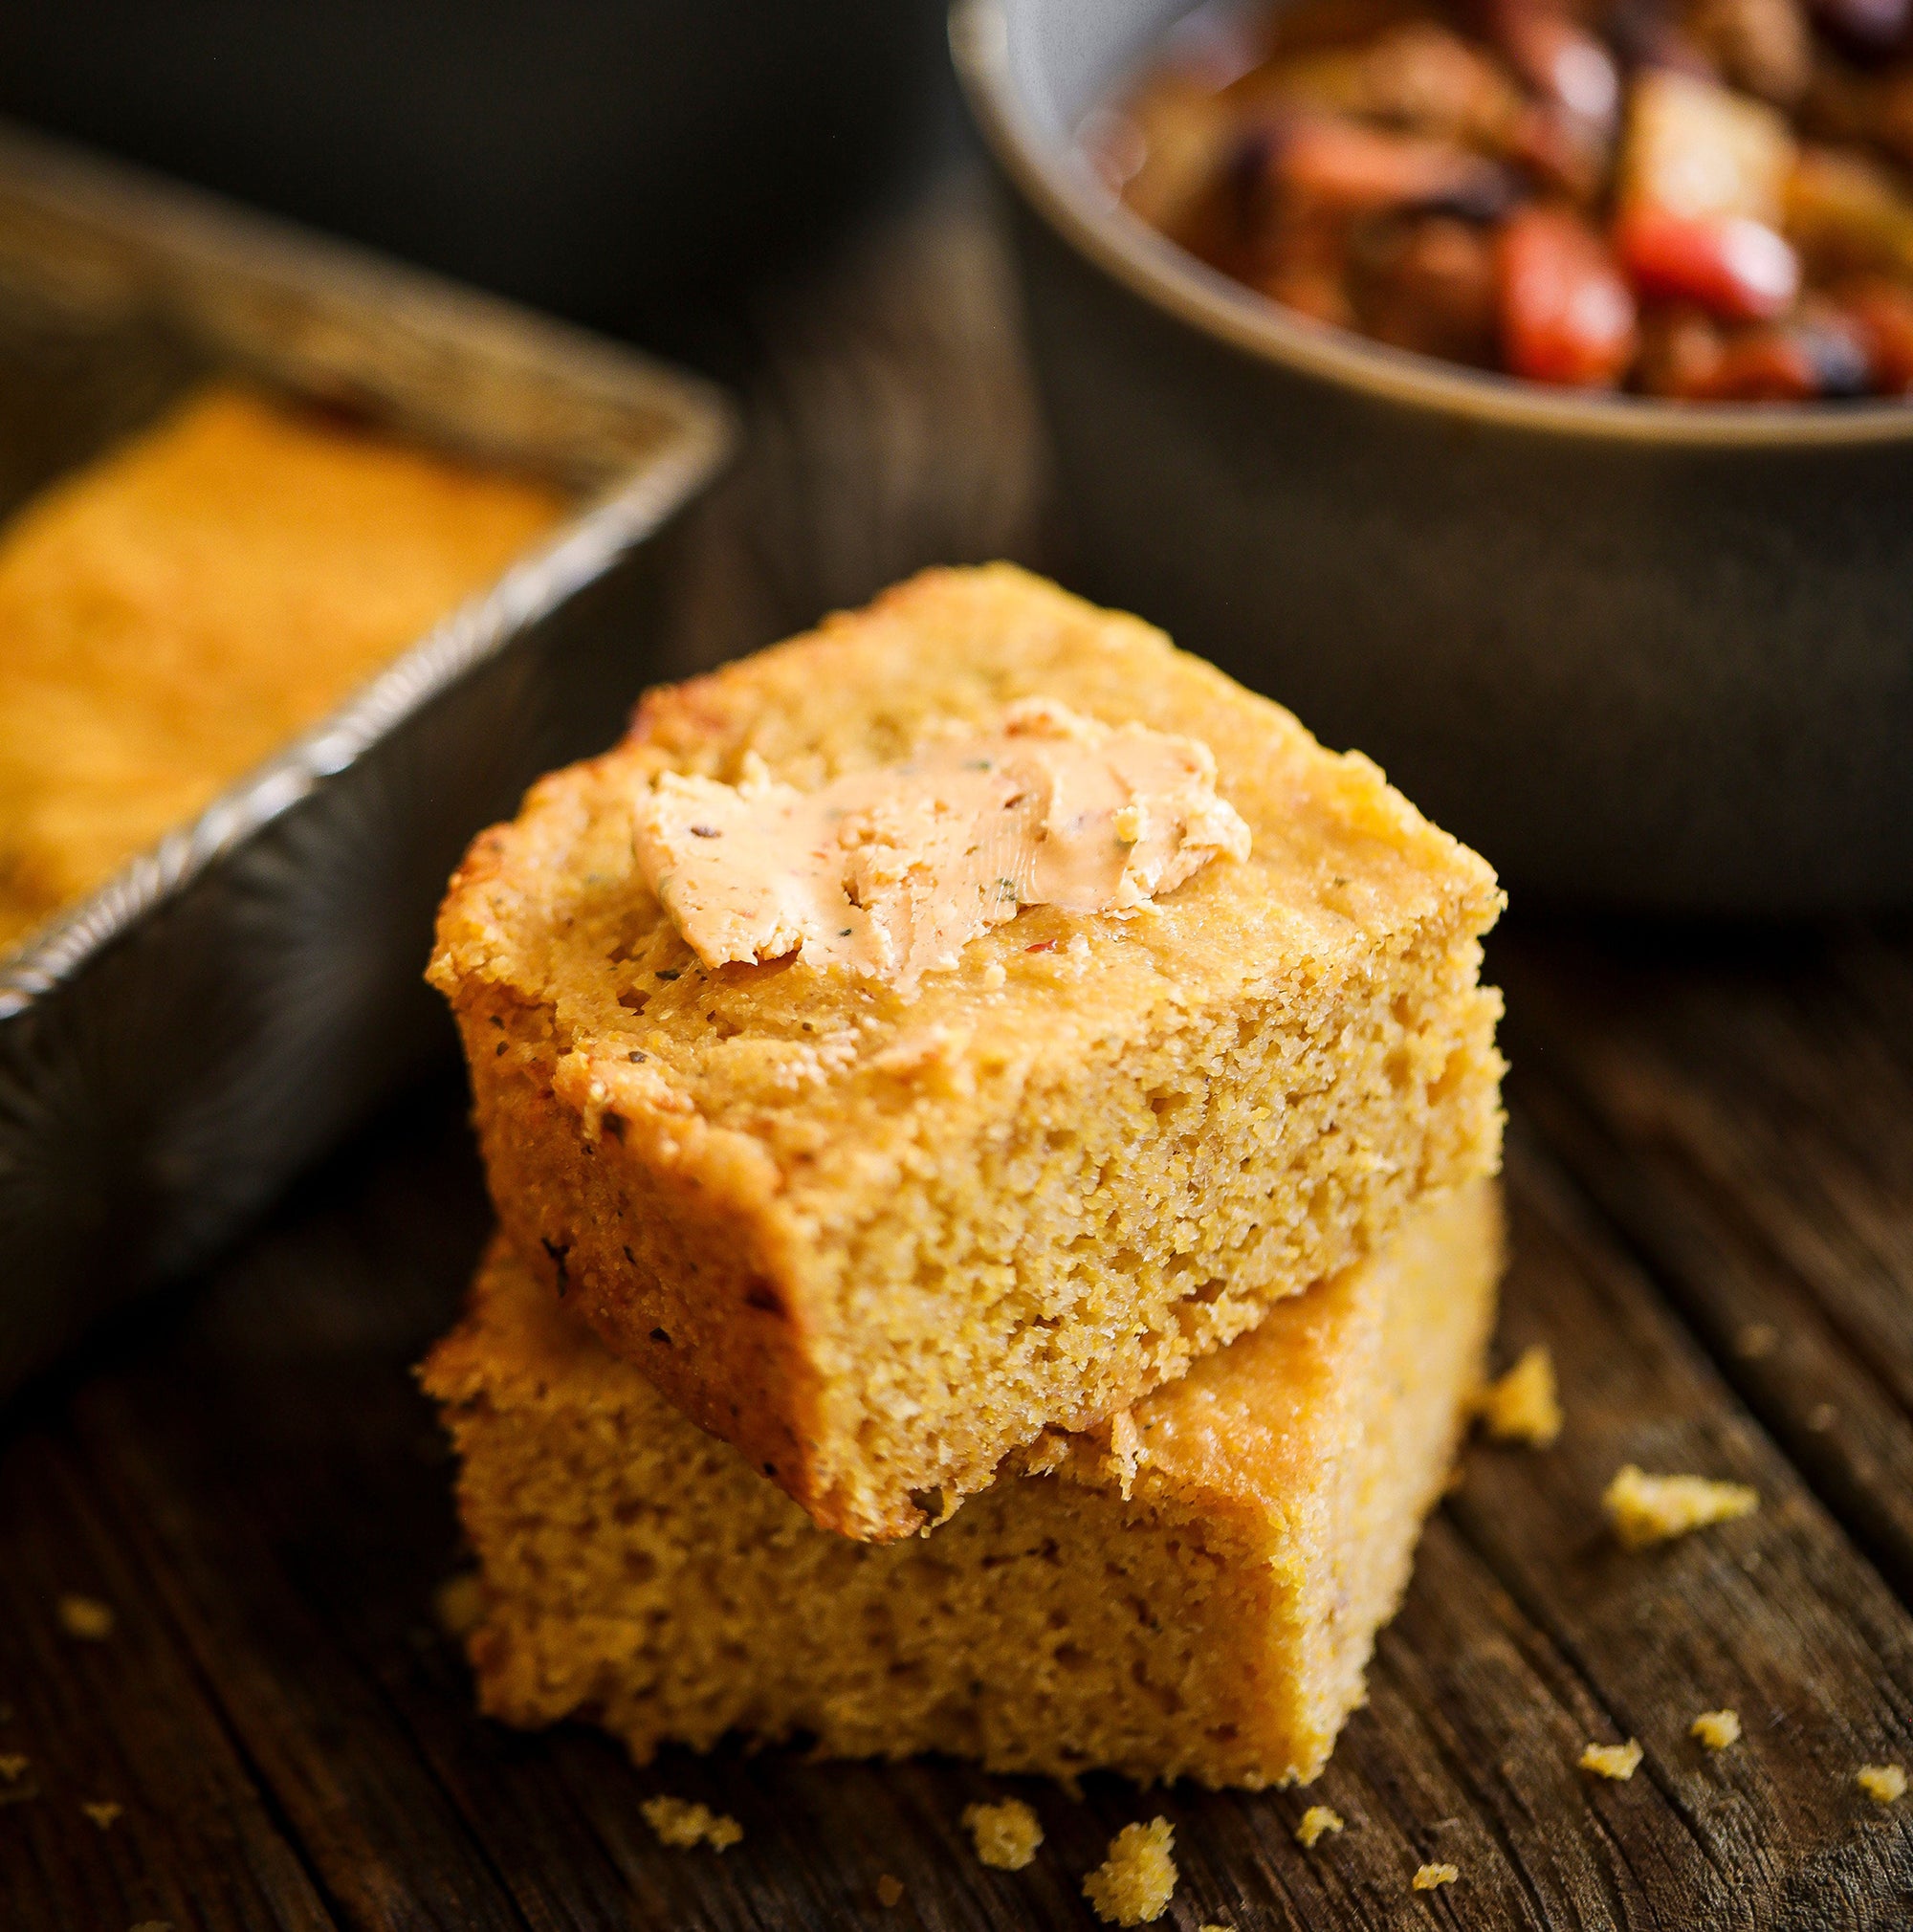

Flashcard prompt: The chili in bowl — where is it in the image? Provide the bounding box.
[1088,0,1913,398]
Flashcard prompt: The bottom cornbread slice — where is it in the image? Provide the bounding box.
[422,1180,1501,1789]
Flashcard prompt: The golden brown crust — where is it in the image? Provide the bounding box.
[430,564,1505,1539]
[452,981,828,1501]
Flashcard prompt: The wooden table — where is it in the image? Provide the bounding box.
[7,177,1913,1932]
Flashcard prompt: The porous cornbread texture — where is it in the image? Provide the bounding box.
[420,1182,1502,1788]
[0,384,565,951]
[429,564,1505,1539]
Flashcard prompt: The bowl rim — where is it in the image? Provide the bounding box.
[951,0,1913,447]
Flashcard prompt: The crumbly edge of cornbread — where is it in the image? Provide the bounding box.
[419,1182,1501,1789]
[431,565,1504,1540]
[0,384,565,952]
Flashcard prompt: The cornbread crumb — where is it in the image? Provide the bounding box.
[1295,1804,1345,1848]
[876,1874,906,1907]
[1084,1818,1177,1925]
[56,1594,115,1640]
[1412,1862,1459,1890]
[1603,1466,1759,1548]
[130,1923,175,1932]
[0,1755,26,1781]
[1691,1709,1741,1750]
[1477,1345,1562,1447]
[1858,1764,1906,1805]
[433,1572,488,1639]
[83,1801,123,1830]
[1580,1739,1643,1781]
[964,1797,1044,1870]
[641,1795,742,1850]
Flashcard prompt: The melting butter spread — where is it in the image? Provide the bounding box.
[631,697,1251,991]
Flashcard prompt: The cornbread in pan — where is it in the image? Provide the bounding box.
[429,563,1505,1539]
[421,1181,1502,1788]
[0,384,566,951]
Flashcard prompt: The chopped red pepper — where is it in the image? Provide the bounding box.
[1614,207,1801,319]
[1498,206,1639,384]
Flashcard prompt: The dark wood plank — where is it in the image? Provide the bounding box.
[48,1094,579,1932]
[1498,921,1913,1601]
[1454,1136,1913,1925]
[0,1415,340,1932]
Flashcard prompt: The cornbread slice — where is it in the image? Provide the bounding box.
[429,563,1505,1539]
[0,384,565,951]
[420,1181,1502,1789]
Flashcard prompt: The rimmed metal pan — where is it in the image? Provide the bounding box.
[0,121,734,1398]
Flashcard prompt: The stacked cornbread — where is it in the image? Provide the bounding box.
[422,564,1506,1789]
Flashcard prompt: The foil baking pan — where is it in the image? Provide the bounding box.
[0,122,733,1398]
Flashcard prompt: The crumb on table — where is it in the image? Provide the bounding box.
[1294,1804,1345,1848]
[1858,1764,1906,1806]
[640,1795,742,1851]
[876,1874,905,1907]
[1083,1817,1177,1924]
[963,1797,1044,1870]
[1412,1862,1459,1890]
[1476,1345,1562,1446]
[1580,1739,1643,1781]
[1602,1466,1758,1548]
[1691,1709,1741,1750]
[0,1755,27,1781]
[83,1800,122,1830]
[56,1594,116,1640]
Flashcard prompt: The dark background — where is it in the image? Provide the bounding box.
[0,0,962,366]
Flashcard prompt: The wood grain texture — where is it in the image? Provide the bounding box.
[5,176,1913,1930]
[1499,923,1913,1604]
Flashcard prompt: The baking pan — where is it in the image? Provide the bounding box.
[0,121,733,1400]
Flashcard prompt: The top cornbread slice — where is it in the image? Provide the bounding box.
[429,564,1504,1539]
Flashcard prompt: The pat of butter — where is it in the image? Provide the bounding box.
[632,697,1250,991]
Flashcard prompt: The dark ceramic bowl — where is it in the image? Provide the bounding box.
[954,0,1913,912]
